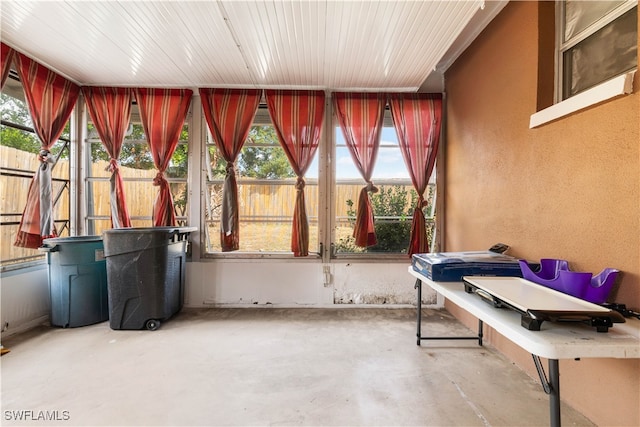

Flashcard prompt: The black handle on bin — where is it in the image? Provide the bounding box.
[38,244,58,253]
[172,227,197,241]
[168,229,180,243]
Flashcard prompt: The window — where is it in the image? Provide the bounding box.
[202,101,438,258]
[0,73,70,269]
[84,104,190,235]
[333,110,436,256]
[558,0,637,100]
[203,107,319,254]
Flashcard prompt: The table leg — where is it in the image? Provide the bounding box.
[415,278,482,345]
[415,278,422,345]
[533,355,561,427]
[549,359,561,427]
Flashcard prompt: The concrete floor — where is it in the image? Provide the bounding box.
[1,307,594,427]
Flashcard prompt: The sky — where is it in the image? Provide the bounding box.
[306,127,410,180]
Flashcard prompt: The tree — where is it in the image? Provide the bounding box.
[1,93,39,153]
[0,125,40,154]
[238,126,294,179]
[1,93,69,157]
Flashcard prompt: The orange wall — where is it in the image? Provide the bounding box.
[444,2,639,426]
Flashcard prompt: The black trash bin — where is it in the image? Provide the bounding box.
[102,226,196,330]
[40,236,109,328]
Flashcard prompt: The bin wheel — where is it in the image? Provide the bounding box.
[145,319,160,331]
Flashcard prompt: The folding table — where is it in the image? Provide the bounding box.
[409,267,640,427]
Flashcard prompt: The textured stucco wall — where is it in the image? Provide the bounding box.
[444,2,639,426]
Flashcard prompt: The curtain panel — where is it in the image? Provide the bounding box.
[134,88,192,227]
[82,86,133,229]
[200,88,262,251]
[13,53,80,249]
[1,43,15,89]
[333,92,386,247]
[388,93,442,256]
[266,90,325,257]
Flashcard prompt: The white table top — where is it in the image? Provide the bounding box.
[463,276,614,313]
[409,267,640,360]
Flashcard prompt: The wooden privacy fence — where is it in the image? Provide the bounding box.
[1,145,418,262]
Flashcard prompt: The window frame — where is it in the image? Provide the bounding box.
[199,96,439,261]
[331,108,437,260]
[555,0,637,103]
[531,1,636,128]
[0,72,73,271]
[83,103,191,235]
[201,104,322,259]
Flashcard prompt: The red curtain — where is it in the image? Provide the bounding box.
[13,53,80,248]
[333,92,386,247]
[134,88,192,227]
[82,86,133,228]
[200,88,261,251]
[388,93,442,256]
[266,90,325,257]
[1,43,15,89]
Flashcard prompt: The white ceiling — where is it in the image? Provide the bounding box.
[1,1,507,92]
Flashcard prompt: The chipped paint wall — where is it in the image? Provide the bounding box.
[332,263,437,305]
[185,260,437,307]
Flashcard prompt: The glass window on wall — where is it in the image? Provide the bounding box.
[84,104,189,235]
[559,0,637,100]
[1,72,71,268]
[333,110,436,256]
[204,107,319,254]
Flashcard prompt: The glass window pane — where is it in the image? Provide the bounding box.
[166,143,189,179]
[87,219,160,237]
[334,182,421,254]
[87,219,113,237]
[204,118,319,254]
[334,117,432,255]
[87,126,188,178]
[564,0,626,41]
[205,180,318,252]
[0,92,33,128]
[335,127,409,180]
[1,85,71,267]
[563,7,637,98]
[1,224,42,265]
[85,107,189,233]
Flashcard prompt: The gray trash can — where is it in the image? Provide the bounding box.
[102,227,196,330]
[40,236,109,328]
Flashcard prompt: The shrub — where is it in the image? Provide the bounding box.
[336,186,420,253]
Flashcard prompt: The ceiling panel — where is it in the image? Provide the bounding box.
[1,0,504,92]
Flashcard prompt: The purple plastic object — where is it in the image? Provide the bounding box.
[518,259,619,304]
[586,268,620,304]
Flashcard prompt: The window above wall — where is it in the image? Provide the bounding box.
[84,103,190,235]
[203,106,320,256]
[530,0,637,128]
[333,110,436,257]
[0,73,71,270]
[559,0,637,101]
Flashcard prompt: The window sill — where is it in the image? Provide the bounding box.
[201,252,322,261]
[529,71,636,129]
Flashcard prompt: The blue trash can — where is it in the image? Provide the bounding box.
[40,236,109,328]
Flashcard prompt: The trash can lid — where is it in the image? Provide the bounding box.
[40,235,103,252]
